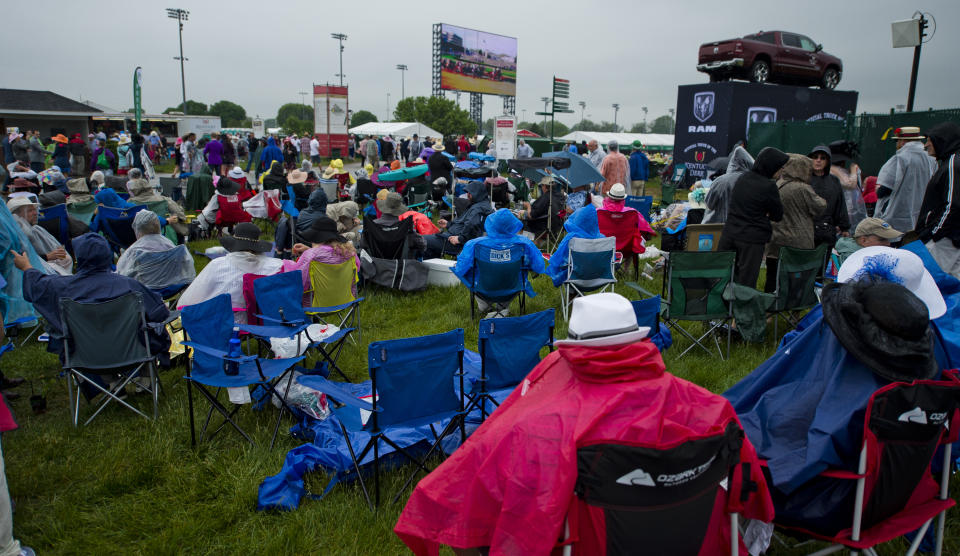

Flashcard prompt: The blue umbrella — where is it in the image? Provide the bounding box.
[468,152,495,162]
[376,163,430,182]
[543,150,604,188]
[455,160,479,169]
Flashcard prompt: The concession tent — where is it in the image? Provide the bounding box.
[348,121,442,140]
[559,131,674,151]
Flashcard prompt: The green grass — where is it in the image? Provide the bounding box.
[3,230,957,554]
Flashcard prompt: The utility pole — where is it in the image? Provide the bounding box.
[642,106,648,131]
[396,64,408,100]
[166,8,189,114]
[612,103,620,132]
[906,13,929,112]
[386,93,391,121]
[298,91,308,120]
[578,101,586,126]
[331,33,347,86]
[540,97,550,134]
[668,108,676,133]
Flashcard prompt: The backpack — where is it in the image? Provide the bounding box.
[96,149,110,169]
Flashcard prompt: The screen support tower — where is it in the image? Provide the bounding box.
[502,96,515,116]
[432,23,443,98]
[470,93,483,136]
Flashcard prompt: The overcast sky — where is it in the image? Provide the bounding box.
[4,0,958,129]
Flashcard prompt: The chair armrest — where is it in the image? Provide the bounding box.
[625,281,662,301]
[181,341,257,363]
[304,298,363,314]
[238,322,310,338]
[297,374,379,412]
[255,314,305,325]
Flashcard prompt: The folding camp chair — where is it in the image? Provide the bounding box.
[560,236,618,322]
[597,209,645,280]
[405,180,432,214]
[144,199,179,244]
[624,195,654,223]
[685,223,724,251]
[772,374,960,556]
[59,292,160,426]
[38,204,71,254]
[656,163,685,210]
[770,244,828,339]
[467,243,529,319]
[318,178,339,202]
[631,295,661,338]
[95,205,147,255]
[361,214,414,260]
[296,328,467,509]
[565,421,747,556]
[180,293,305,447]
[470,309,554,422]
[158,176,180,199]
[305,260,363,343]
[660,250,736,360]
[242,271,353,381]
[355,178,378,207]
[66,199,97,225]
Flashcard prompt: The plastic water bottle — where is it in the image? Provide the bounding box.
[224,327,241,376]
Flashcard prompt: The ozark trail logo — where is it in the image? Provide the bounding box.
[693,92,714,123]
[616,468,656,487]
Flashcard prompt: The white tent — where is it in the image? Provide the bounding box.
[348,121,442,140]
[558,131,674,150]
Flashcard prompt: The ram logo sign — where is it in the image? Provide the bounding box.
[693,91,715,123]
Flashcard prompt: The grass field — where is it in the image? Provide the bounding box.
[2,195,957,554]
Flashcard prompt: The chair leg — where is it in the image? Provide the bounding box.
[67,373,78,427]
[342,424,374,511]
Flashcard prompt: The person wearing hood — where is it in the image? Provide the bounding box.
[719,147,788,287]
[763,154,827,293]
[807,145,850,250]
[395,293,774,555]
[424,180,495,258]
[296,189,329,234]
[326,200,362,243]
[7,196,72,275]
[547,205,605,286]
[875,127,937,235]
[261,160,287,192]
[916,122,960,277]
[704,146,754,225]
[127,170,188,239]
[116,211,195,290]
[453,208,545,317]
[93,188,134,209]
[13,232,170,360]
[260,136,283,172]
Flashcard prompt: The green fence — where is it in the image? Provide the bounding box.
[747,108,960,176]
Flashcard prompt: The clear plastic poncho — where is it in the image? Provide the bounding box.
[0,203,48,324]
[116,235,196,290]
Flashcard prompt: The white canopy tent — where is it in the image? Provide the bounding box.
[348,121,443,140]
[558,131,674,150]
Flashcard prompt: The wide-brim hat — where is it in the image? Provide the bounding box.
[555,293,650,347]
[227,166,245,180]
[220,222,273,253]
[432,143,445,151]
[890,126,925,140]
[117,135,131,145]
[6,195,38,213]
[51,134,69,144]
[216,178,241,195]
[837,245,945,319]
[299,216,346,244]
[287,170,308,184]
[322,167,337,179]
[376,192,408,216]
[631,140,644,150]
[607,183,627,200]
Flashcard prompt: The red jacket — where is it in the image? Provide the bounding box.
[395,340,773,555]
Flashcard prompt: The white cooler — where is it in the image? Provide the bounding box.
[422,258,461,287]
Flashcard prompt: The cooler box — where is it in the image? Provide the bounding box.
[423,258,460,287]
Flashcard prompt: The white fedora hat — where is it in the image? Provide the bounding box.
[555,292,649,347]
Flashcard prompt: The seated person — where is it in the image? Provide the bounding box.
[261,160,287,192]
[286,169,310,210]
[830,217,902,271]
[38,190,90,239]
[38,165,67,194]
[197,171,254,232]
[177,222,282,323]
[13,232,170,361]
[88,170,106,192]
[601,183,656,238]
[65,177,95,207]
[516,175,566,239]
[94,187,134,209]
[546,205,605,286]
[126,169,188,240]
[296,189,329,235]
[5,161,37,185]
[223,166,252,192]
[116,211,196,291]
[423,180,494,259]
[724,246,946,535]
[453,208,545,317]
[282,215,360,298]
[368,193,425,256]
[396,293,773,554]
[326,200,362,244]
[565,182,593,214]
[7,196,72,275]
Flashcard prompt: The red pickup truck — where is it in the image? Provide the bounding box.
[697,30,843,89]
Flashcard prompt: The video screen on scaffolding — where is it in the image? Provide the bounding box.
[439,23,517,97]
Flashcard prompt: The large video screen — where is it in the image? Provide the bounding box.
[439,23,517,97]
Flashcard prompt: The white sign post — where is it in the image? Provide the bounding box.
[252,118,265,137]
[494,116,516,160]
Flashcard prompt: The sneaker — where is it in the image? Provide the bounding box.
[37,333,50,342]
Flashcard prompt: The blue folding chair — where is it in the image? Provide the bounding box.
[93,205,148,255]
[471,309,554,422]
[244,271,354,381]
[631,295,673,352]
[560,236,618,321]
[180,294,305,447]
[38,203,72,254]
[624,195,654,222]
[468,243,529,319]
[297,328,466,508]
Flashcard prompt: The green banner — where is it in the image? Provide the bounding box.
[133,67,143,133]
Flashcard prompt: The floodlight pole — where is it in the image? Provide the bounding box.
[579,101,586,126]
[906,13,927,112]
[167,8,189,114]
[612,103,620,132]
[298,91,308,120]
[331,33,348,86]
[396,64,408,100]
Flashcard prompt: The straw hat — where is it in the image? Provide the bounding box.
[890,126,925,140]
[287,170,308,185]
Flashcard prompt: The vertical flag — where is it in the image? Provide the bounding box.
[133,67,143,133]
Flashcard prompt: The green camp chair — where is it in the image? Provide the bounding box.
[660,250,736,359]
[770,244,828,339]
[66,199,97,225]
[145,199,179,244]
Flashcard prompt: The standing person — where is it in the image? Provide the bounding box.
[128,133,146,172]
[10,133,28,165]
[299,134,311,163]
[380,135,395,163]
[807,145,850,250]
[874,126,937,235]
[364,135,379,169]
[90,140,116,175]
[221,133,236,176]
[68,133,88,176]
[628,141,650,196]
[456,134,469,160]
[282,139,298,171]
[309,134,320,166]
[203,133,224,175]
[1,132,13,165]
[246,134,260,172]
[148,131,162,162]
[427,143,453,189]
[51,134,70,175]
[599,140,629,196]
[409,133,423,162]
[516,139,533,158]
[915,122,960,277]
[763,154,827,292]
[400,136,410,163]
[116,135,132,175]
[585,139,605,168]
[718,147,788,288]
[260,136,283,174]
[444,135,458,158]
[180,133,197,175]
[27,130,46,173]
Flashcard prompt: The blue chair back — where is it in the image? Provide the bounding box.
[568,236,616,287]
[38,203,71,251]
[631,296,661,336]
[283,186,300,218]
[473,243,526,303]
[253,271,307,324]
[180,293,235,377]
[479,309,554,390]
[624,195,653,221]
[369,329,464,429]
[95,204,148,253]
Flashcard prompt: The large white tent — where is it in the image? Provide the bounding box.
[348,121,442,140]
[558,131,674,150]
